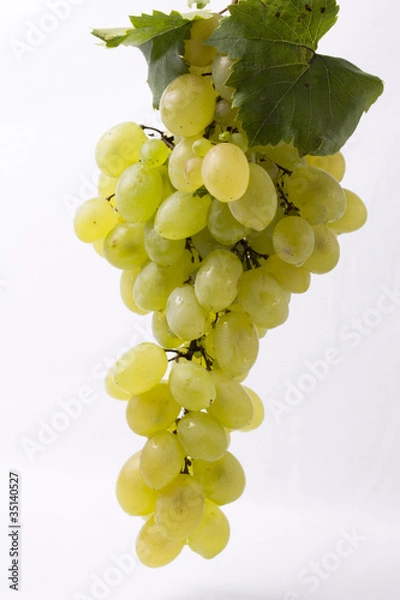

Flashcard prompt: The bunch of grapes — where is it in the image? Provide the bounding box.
[73,17,367,567]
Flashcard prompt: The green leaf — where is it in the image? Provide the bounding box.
[209,0,384,155]
[92,11,195,108]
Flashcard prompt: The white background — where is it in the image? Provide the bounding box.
[0,0,399,599]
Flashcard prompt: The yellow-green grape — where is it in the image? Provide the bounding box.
[208,198,250,245]
[240,386,265,432]
[328,189,367,234]
[155,191,211,240]
[214,99,238,126]
[212,54,234,102]
[166,284,210,341]
[238,267,289,329]
[126,381,181,436]
[140,431,185,490]
[133,260,186,312]
[140,138,170,168]
[116,452,158,516]
[208,370,254,430]
[168,137,202,193]
[188,499,230,559]
[159,164,176,201]
[73,198,119,243]
[303,224,340,274]
[98,173,119,199]
[103,222,148,270]
[159,74,216,138]
[169,360,216,411]
[306,152,346,182]
[263,254,311,294]
[95,122,147,177]
[228,163,277,231]
[214,311,259,378]
[194,249,243,312]
[192,137,213,158]
[115,163,162,223]
[192,451,246,505]
[136,516,185,568]
[231,131,249,153]
[192,226,220,258]
[144,220,186,267]
[286,166,347,224]
[155,474,205,540]
[120,269,148,315]
[152,311,182,349]
[202,143,250,202]
[92,237,105,257]
[184,15,219,67]
[112,342,168,396]
[105,368,132,401]
[247,205,285,256]
[256,140,306,172]
[272,215,315,266]
[185,156,204,189]
[177,412,228,461]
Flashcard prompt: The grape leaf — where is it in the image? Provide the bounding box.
[209,0,384,156]
[93,11,194,107]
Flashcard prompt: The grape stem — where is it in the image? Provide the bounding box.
[232,238,268,270]
[276,181,299,214]
[220,0,238,13]
[165,338,214,371]
[139,124,175,149]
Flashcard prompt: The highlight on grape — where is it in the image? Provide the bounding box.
[73,0,383,568]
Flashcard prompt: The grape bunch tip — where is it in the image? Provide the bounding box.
[74,1,380,569]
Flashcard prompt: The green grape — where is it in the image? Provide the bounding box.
[240,386,265,432]
[115,163,162,223]
[194,249,243,311]
[92,237,105,257]
[133,260,186,312]
[105,368,132,401]
[155,474,205,540]
[136,516,185,568]
[140,431,185,490]
[263,254,311,294]
[247,205,285,256]
[159,74,216,137]
[103,222,148,270]
[116,451,157,516]
[214,311,259,378]
[192,451,246,505]
[126,381,181,436]
[208,370,254,430]
[112,343,167,396]
[286,166,347,224]
[168,360,216,411]
[306,152,346,182]
[192,226,220,258]
[214,99,238,126]
[95,122,147,177]
[231,131,249,153]
[238,267,289,329]
[120,268,149,315]
[152,311,183,349]
[188,499,230,559]
[177,412,228,461]
[73,198,119,243]
[140,138,170,168]
[168,137,202,193]
[192,138,213,158]
[184,15,219,67]
[328,189,367,234]
[144,220,185,267]
[208,198,250,245]
[155,191,211,240]
[212,54,234,102]
[185,156,204,189]
[98,173,119,199]
[166,285,210,341]
[303,224,340,274]
[272,215,315,266]
[228,163,277,231]
[202,143,250,202]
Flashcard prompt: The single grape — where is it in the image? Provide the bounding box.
[105,368,132,401]
[152,311,182,349]
[95,122,147,177]
[192,137,213,158]
[238,267,289,329]
[140,430,185,489]
[103,222,148,270]
[303,224,340,273]
[272,215,315,266]
[168,136,202,193]
[240,386,265,432]
[166,285,211,341]
[212,54,234,102]
[192,451,246,505]
[306,152,346,182]
[73,198,119,243]
[188,499,230,559]
[328,189,367,234]
[116,451,158,516]
[112,342,168,396]
[98,173,119,199]
[184,15,219,67]
[208,198,250,245]
[155,191,211,240]
[120,268,149,315]
[140,138,170,168]
[194,249,243,312]
[133,260,186,312]
[214,311,259,378]
[126,381,181,436]
[115,163,163,222]
[208,370,254,430]
[143,220,186,267]
[159,74,216,137]
[177,411,228,461]
[136,516,185,568]
[263,254,311,294]
[168,360,216,411]
[155,474,205,540]
[202,143,250,202]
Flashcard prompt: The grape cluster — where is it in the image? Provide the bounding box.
[74,16,367,568]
